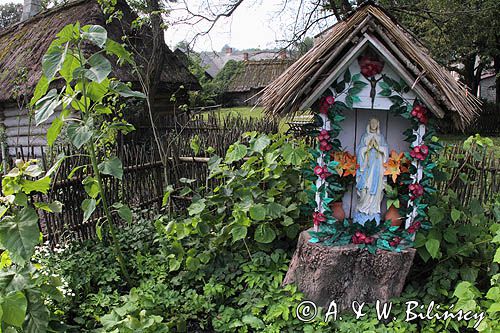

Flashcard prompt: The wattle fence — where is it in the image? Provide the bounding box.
[5,115,499,246]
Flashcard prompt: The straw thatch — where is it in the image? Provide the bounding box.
[0,0,199,103]
[226,59,294,93]
[260,3,481,130]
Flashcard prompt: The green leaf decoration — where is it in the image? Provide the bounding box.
[225,143,247,164]
[0,207,39,266]
[249,205,266,221]
[254,223,276,243]
[35,89,61,126]
[81,25,108,48]
[67,122,93,149]
[2,291,27,327]
[81,198,96,222]
[231,225,247,242]
[98,156,123,180]
[86,54,112,83]
[343,68,351,83]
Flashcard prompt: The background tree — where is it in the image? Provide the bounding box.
[0,2,22,30]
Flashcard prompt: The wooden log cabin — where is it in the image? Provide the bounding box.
[0,0,200,158]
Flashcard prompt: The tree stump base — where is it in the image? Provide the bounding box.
[283,229,416,311]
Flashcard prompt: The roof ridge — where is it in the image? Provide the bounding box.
[0,0,89,39]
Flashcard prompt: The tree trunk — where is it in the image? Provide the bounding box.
[494,55,500,105]
[283,229,416,311]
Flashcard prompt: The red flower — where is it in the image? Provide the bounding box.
[319,143,333,152]
[314,165,331,179]
[313,212,326,226]
[359,55,384,78]
[314,166,323,176]
[407,221,421,234]
[409,183,424,200]
[410,144,429,161]
[389,236,402,247]
[351,231,375,245]
[411,105,429,124]
[325,96,335,105]
[317,129,330,141]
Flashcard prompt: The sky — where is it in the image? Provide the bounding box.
[3,0,336,51]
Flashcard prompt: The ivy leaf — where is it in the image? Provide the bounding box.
[81,198,96,222]
[67,122,93,149]
[254,223,276,244]
[225,143,247,164]
[425,238,440,259]
[249,205,266,221]
[2,291,28,327]
[0,207,39,266]
[98,156,123,180]
[81,25,107,48]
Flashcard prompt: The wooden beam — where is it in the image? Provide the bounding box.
[364,33,446,118]
[293,15,374,105]
[299,37,370,111]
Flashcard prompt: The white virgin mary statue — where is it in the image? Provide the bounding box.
[353,118,389,225]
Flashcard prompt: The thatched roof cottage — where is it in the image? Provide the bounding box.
[0,0,199,154]
[224,59,294,106]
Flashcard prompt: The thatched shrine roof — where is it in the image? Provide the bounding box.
[260,3,481,130]
[0,0,199,103]
[227,59,294,93]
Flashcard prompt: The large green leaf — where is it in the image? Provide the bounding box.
[0,207,39,266]
[81,25,107,48]
[425,238,440,259]
[47,109,70,146]
[105,39,132,65]
[2,291,28,327]
[21,176,51,194]
[30,75,49,106]
[282,143,308,165]
[23,289,49,333]
[188,199,206,216]
[86,54,112,83]
[251,135,271,153]
[35,89,61,126]
[67,122,93,149]
[231,225,247,242]
[98,157,123,180]
[225,143,247,164]
[81,199,96,222]
[249,205,266,221]
[112,203,132,225]
[254,223,276,244]
[109,81,146,98]
[42,44,67,81]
